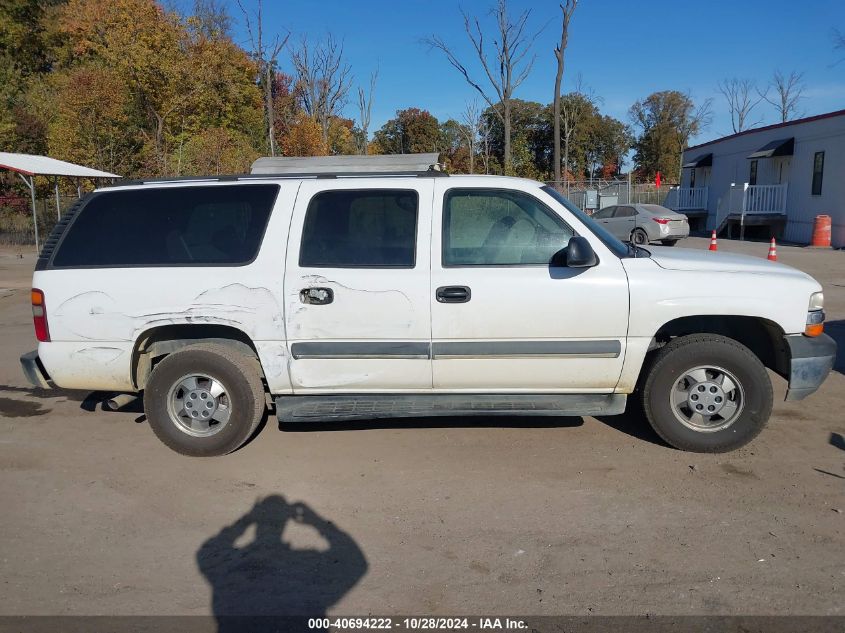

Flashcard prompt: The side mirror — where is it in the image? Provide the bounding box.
[552,236,598,268]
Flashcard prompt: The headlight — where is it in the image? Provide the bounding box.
[809,292,824,311]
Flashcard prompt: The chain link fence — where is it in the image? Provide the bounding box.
[545,179,677,214]
[0,195,79,246]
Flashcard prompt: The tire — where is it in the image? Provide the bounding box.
[144,343,266,456]
[642,334,772,453]
[631,228,649,245]
[661,239,679,246]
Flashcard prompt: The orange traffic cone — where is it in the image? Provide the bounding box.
[709,230,718,251]
[767,237,777,261]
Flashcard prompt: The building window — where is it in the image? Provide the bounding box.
[749,160,758,186]
[812,151,824,196]
[689,169,696,189]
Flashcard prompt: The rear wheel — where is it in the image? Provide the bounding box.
[642,334,772,452]
[144,343,265,456]
[631,228,649,245]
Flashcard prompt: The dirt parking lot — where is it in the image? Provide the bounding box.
[0,237,842,620]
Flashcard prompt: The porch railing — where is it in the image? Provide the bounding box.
[669,186,708,210]
[743,184,788,214]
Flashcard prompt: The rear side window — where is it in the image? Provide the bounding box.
[51,184,279,267]
[299,189,418,268]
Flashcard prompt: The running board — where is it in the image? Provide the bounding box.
[274,393,626,423]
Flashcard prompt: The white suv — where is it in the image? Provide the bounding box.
[20,170,835,456]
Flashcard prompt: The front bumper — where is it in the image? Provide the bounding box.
[20,350,52,389]
[784,333,837,401]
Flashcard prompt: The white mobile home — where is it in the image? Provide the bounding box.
[668,109,845,247]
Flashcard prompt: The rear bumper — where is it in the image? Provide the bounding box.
[784,333,836,401]
[20,350,52,389]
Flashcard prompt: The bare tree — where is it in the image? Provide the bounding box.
[478,113,492,174]
[236,0,288,156]
[192,0,232,39]
[552,0,577,183]
[425,0,544,171]
[291,34,353,146]
[559,75,595,181]
[760,70,805,123]
[717,78,765,133]
[459,100,482,173]
[356,68,378,154]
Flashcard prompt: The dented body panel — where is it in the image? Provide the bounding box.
[24,174,831,404]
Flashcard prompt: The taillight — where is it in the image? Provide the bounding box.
[652,217,670,224]
[31,288,50,342]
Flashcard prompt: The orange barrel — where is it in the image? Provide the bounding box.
[811,215,832,248]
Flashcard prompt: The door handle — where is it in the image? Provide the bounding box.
[436,286,471,303]
[300,287,334,305]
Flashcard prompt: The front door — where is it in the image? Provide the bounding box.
[429,183,629,392]
[284,180,434,392]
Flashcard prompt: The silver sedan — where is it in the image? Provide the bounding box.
[591,204,690,246]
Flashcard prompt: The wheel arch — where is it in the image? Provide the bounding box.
[649,315,789,379]
[132,324,263,390]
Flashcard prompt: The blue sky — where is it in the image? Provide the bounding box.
[193,0,844,144]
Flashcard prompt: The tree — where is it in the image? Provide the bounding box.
[46,64,137,175]
[559,81,597,180]
[630,90,711,183]
[483,99,546,177]
[180,127,259,174]
[552,0,577,183]
[356,68,378,154]
[55,0,263,176]
[189,0,232,39]
[373,108,443,155]
[585,115,632,180]
[236,0,288,156]
[459,100,482,174]
[281,113,326,156]
[425,0,543,172]
[291,34,352,146]
[717,78,764,133]
[760,70,804,123]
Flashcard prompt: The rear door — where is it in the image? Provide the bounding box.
[284,179,434,392]
[610,205,637,239]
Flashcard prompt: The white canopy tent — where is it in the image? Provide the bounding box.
[0,152,120,251]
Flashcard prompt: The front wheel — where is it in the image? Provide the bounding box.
[631,228,649,245]
[642,334,772,452]
[144,343,266,456]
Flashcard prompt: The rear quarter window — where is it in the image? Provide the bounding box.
[50,184,279,268]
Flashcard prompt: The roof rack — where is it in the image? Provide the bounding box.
[112,169,449,187]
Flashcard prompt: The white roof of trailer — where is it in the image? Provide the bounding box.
[0,152,120,178]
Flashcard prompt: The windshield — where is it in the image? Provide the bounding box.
[540,185,630,258]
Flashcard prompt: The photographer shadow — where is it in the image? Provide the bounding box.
[197,495,367,629]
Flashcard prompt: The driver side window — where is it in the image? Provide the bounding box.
[442,188,575,266]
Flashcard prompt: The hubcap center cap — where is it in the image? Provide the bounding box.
[183,389,218,419]
[687,381,726,415]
